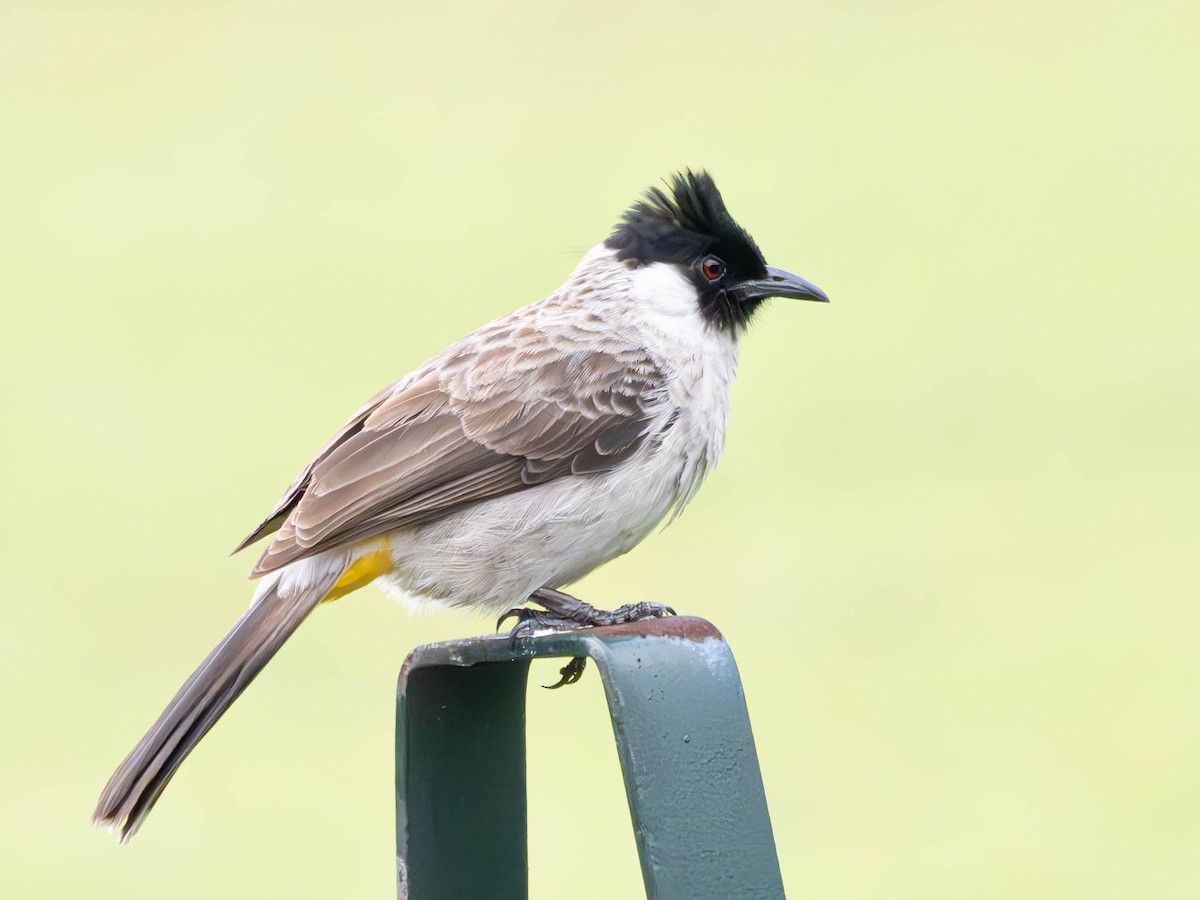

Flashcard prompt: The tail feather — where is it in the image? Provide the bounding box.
[93,571,339,841]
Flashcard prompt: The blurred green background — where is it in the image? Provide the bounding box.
[3,1,1198,897]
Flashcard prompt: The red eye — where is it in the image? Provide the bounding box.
[700,256,726,282]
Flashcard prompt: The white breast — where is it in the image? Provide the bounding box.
[626,258,740,507]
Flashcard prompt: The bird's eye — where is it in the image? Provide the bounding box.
[700,256,726,282]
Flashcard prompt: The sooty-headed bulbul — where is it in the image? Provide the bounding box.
[93,170,828,840]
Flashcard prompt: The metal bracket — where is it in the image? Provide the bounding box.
[396,616,785,899]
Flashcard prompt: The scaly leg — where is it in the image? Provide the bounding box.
[497,588,676,689]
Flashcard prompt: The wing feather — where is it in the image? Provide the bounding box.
[239,330,672,577]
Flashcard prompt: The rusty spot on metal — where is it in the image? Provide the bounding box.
[582,615,723,642]
[398,651,420,681]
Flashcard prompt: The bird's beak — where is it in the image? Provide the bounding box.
[737,266,829,303]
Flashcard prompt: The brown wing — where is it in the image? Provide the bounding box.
[239,334,669,577]
[232,382,398,555]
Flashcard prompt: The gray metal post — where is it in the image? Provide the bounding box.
[396,617,785,899]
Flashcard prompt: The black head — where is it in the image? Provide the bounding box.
[605,170,828,330]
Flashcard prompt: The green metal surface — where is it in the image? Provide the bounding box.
[397,660,531,899]
[396,616,785,899]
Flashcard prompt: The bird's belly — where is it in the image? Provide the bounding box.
[378,443,699,614]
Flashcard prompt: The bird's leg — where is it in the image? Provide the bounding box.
[497,588,676,689]
[497,587,676,636]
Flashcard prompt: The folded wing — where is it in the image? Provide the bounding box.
[238,333,671,577]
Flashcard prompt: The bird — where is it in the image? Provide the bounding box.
[92,169,828,841]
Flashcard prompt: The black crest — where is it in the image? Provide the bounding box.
[606,171,767,273]
[605,171,771,329]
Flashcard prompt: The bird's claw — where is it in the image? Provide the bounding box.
[497,596,677,686]
[498,600,676,636]
[585,601,676,626]
[496,607,575,637]
[544,657,587,689]
[496,607,528,633]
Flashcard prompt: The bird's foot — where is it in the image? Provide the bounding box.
[495,588,676,688]
[496,588,676,638]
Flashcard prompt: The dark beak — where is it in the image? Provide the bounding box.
[737,266,829,303]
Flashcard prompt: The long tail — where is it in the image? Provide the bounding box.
[93,569,340,841]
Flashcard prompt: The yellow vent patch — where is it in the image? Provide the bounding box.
[323,544,393,604]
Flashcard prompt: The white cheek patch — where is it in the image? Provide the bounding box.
[630,262,702,321]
